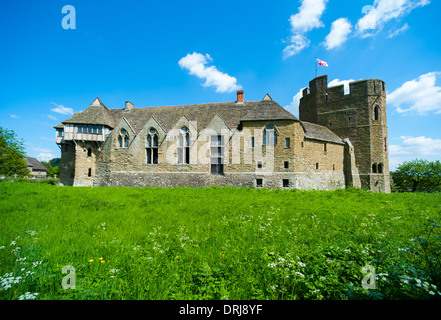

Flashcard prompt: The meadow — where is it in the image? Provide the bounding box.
[0,182,440,300]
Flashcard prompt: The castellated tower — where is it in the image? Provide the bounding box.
[299,75,391,193]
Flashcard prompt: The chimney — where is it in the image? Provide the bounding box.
[237,90,244,104]
[125,101,134,111]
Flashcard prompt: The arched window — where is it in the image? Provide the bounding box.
[263,125,277,146]
[178,127,190,164]
[118,136,123,148]
[374,105,380,121]
[146,128,159,164]
[372,163,377,174]
[378,163,383,174]
[118,129,129,148]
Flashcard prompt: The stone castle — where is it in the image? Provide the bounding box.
[54,75,390,193]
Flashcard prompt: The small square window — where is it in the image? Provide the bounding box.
[284,161,289,169]
[257,161,263,169]
[283,179,290,188]
[256,179,263,187]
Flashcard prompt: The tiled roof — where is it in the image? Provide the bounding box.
[61,100,298,133]
[56,97,344,144]
[302,122,344,145]
[61,99,115,127]
[24,157,47,171]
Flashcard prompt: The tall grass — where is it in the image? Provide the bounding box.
[0,182,440,300]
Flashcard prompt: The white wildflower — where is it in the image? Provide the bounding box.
[18,292,39,300]
[32,261,43,268]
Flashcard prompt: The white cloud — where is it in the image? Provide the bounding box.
[29,147,53,153]
[48,115,58,121]
[285,88,306,118]
[389,135,441,170]
[289,0,328,33]
[387,23,409,38]
[324,18,352,50]
[356,0,430,37]
[283,0,328,58]
[37,153,55,162]
[283,34,311,59]
[178,52,242,93]
[328,78,356,94]
[388,72,441,114]
[10,114,18,119]
[50,102,74,115]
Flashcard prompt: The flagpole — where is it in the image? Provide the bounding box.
[315,57,317,78]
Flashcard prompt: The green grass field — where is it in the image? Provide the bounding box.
[0,182,440,300]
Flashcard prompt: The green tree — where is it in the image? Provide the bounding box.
[49,158,60,167]
[41,159,60,178]
[0,127,29,177]
[391,159,441,192]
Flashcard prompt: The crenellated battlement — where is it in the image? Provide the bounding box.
[301,76,386,101]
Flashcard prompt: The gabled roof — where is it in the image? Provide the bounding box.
[24,157,47,171]
[55,97,344,145]
[106,100,298,133]
[61,98,115,127]
[262,93,273,101]
[301,122,344,145]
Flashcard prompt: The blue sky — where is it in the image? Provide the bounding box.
[1,0,440,170]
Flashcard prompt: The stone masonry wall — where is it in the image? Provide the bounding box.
[91,118,346,190]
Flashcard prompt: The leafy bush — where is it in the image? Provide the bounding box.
[0,177,59,185]
[392,159,441,193]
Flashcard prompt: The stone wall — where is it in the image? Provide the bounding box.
[96,171,345,190]
[59,142,75,186]
[90,118,346,190]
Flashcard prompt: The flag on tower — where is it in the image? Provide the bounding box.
[317,59,328,67]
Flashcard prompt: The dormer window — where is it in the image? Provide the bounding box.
[263,125,277,146]
[178,127,190,164]
[118,129,129,148]
[146,128,159,164]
